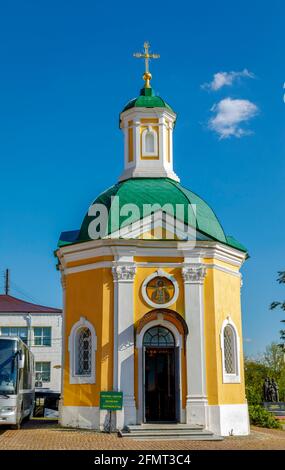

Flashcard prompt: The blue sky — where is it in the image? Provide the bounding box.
[0,1,284,356]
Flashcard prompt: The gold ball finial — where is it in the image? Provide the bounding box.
[143,71,152,88]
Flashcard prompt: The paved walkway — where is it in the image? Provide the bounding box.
[0,419,284,450]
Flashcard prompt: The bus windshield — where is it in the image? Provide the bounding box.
[0,339,17,395]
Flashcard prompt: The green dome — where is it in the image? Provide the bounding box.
[73,178,246,251]
[121,86,174,114]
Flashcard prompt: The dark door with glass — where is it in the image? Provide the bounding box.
[143,326,177,423]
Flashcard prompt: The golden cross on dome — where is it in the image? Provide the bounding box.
[133,42,160,88]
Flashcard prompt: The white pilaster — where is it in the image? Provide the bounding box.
[59,273,66,426]
[112,260,137,429]
[182,263,208,427]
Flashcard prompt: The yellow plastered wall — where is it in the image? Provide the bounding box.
[204,265,246,405]
[63,268,113,406]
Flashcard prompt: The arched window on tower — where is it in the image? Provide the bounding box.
[142,126,158,157]
[220,318,240,383]
[68,317,97,384]
[145,131,155,153]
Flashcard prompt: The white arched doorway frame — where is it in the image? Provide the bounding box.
[136,317,183,424]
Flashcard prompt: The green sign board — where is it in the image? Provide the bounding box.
[100,391,123,411]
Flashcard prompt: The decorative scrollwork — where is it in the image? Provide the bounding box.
[182,265,207,283]
[112,265,136,281]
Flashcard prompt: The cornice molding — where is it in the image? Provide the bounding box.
[57,239,246,267]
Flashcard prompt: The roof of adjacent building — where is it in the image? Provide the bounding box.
[121,86,174,114]
[58,177,247,253]
[0,294,62,314]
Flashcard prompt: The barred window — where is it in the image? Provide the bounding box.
[223,325,236,374]
[76,327,92,376]
[68,317,97,384]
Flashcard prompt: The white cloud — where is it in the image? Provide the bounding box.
[202,69,255,91]
[208,97,258,139]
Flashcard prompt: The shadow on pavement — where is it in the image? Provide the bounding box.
[0,418,59,432]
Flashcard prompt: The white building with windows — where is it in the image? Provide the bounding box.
[0,294,62,393]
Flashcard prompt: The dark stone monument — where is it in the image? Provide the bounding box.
[262,377,285,417]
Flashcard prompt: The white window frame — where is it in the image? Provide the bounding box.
[141,126,158,157]
[68,317,97,384]
[33,326,52,347]
[0,326,28,344]
[220,317,241,384]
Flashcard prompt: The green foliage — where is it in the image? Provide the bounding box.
[248,405,282,429]
[244,359,268,404]
[244,359,267,405]
[245,342,285,405]
[263,343,285,377]
[270,270,285,343]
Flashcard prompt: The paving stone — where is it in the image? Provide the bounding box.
[0,420,284,450]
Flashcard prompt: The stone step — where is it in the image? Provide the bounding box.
[119,430,223,441]
[125,429,214,436]
[119,424,223,441]
[120,433,223,441]
[127,424,204,432]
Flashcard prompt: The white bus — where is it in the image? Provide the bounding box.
[0,336,35,429]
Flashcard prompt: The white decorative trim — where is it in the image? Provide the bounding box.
[112,258,137,428]
[203,263,240,278]
[136,318,183,424]
[57,239,246,268]
[136,318,183,349]
[182,264,207,284]
[208,404,249,436]
[120,107,177,124]
[62,260,241,279]
[220,317,241,384]
[183,257,208,427]
[112,264,136,282]
[59,403,250,435]
[68,317,97,384]
[141,269,179,309]
[61,273,66,290]
[65,261,112,275]
[104,210,201,241]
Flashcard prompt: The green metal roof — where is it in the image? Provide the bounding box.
[58,177,247,253]
[77,178,224,243]
[121,86,174,114]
